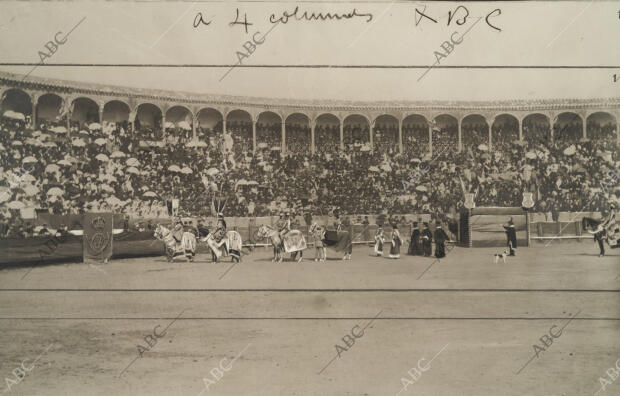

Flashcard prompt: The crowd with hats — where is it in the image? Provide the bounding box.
[0,111,618,238]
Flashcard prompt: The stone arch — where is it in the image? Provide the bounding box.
[1,88,32,120]
[554,111,582,142]
[36,93,64,127]
[434,114,459,152]
[343,114,370,150]
[197,107,224,142]
[166,105,193,141]
[373,114,399,154]
[226,109,252,153]
[586,111,617,141]
[492,113,519,149]
[102,100,130,123]
[285,112,311,153]
[522,113,551,144]
[403,114,429,157]
[315,113,340,153]
[461,114,488,151]
[256,111,282,151]
[70,97,100,129]
[135,103,163,140]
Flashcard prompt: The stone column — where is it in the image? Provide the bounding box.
[518,117,523,140]
[281,120,286,153]
[549,113,555,142]
[398,118,403,154]
[487,116,495,151]
[252,119,257,154]
[457,118,462,152]
[31,95,37,129]
[310,119,316,154]
[192,115,197,141]
[428,121,433,157]
[582,113,587,139]
[339,122,344,150]
[369,119,374,150]
[161,112,166,141]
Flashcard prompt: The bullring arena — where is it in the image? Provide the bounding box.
[0,71,619,396]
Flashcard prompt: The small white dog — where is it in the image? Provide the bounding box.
[494,250,508,264]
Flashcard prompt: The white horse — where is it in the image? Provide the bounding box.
[154,224,196,262]
[202,230,243,262]
[256,224,306,262]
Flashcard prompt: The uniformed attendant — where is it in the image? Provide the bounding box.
[408,222,422,255]
[421,222,433,257]
[434,221,449,258]
[503,218,517,256]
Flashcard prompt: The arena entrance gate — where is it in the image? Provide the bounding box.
[460,207,528,248]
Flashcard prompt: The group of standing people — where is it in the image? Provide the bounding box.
[407,221,449,258]
[373,221,449,259]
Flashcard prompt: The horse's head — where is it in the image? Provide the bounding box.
[255,224,269,239]
[153,224,167,240]
[581,217,598,231]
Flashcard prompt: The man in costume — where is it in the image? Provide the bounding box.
[374,227,385,256]
[503,218,517,256]
[434,221,449,258]
[277,211,291,248]
[213,214,227,244]
[421,222,433,257]
[334,213,342,231]
[408,221,422,255]
[593,226,606,257]
[171,217,184,248]
[593,205,618,256]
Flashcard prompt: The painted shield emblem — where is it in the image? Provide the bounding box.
[88,216,110,255]
[522,192,535,209]
[89,232,110,255]
[464,193,475,210]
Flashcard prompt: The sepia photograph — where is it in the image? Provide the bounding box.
[0,0,618,395]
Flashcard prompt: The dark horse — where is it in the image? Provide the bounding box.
[582,216,619,249]
[310,223,352,260]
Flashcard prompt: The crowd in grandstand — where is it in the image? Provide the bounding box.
[0,109,618,236]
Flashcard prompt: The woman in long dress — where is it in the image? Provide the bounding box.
[374,227,385,256]
[389,225,402,259]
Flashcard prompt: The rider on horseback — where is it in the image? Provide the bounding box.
[171,217,184,248]
[277,212,291,245]
[214,214,227,242]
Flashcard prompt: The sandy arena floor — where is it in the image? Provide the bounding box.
[0,242,618,396]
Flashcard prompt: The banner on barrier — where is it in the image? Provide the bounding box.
[83,213,113,263]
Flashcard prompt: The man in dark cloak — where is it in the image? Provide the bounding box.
[421,222,433,257]
[408,222,422,255]
[434,221,449,258]
[503,218,517,256]
[593,228,606,257]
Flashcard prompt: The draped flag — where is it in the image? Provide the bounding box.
[83,213,113,263]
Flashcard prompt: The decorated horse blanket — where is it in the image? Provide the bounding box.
[205,231,243,259]
[324,230,352,254]
[282,230,307,253]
